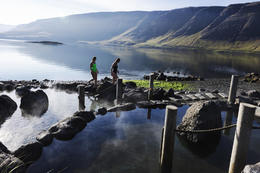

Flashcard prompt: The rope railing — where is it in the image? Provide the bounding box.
[174,124,260,133]
[174,124,237,133]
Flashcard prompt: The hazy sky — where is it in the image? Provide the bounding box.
[0,0,257,25]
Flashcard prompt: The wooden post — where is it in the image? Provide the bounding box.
[148,74,154,101]
[228,103,256,173]
[160,105,177,173]
[78,85,85,111]
[116,78,123,105]
[228,75,239,104]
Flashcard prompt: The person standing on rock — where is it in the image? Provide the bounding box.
[111,58,120,84]
[90,56,98,86]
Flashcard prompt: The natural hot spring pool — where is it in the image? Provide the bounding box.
[0,89,259,173]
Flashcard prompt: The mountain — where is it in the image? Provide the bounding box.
[0,24,15,33]
[1,2,260,51]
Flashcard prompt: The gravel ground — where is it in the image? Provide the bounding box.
[183,78,260,94]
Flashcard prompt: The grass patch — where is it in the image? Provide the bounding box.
[124,80,190,91]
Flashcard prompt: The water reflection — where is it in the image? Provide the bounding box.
[223,111,233,135]
[147,108,151,119]
[1,39,260,80]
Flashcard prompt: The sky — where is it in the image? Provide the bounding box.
[0,0,257,25]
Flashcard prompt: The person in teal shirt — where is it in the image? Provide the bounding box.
[90,56,98,86]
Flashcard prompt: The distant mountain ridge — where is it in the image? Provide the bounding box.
[1,1,260,51]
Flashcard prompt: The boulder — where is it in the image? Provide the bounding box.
[242,162,260,173]
[123,89,147,103]
[20,90,49,116]
[164,88,175,98]
[0,82,4,91]
[0,95,17,124]
[49,116,87,140]
[124,81,137,89]
[54,82,81,92]
[107,103,136,112]
[96,107,107,115]
[152,88,166,100]
[40,84,48,89]
[73,111,96,123]
[0,152,26,173]
[15,86,30,97]
[177,101,222,144]
[13,142,43,163]
[246,90,260,99]
[36,130,53,146]
[5,84,15,92]
[96,81,116,101]
[156,73,167,81]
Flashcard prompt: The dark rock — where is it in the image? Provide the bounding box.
[165,88,175,97]
[136,101,166,109]
[0,82,4,91]
[212,90,219,94]
[240,90,247,96]
[156,73,167,81]
[242,162,260,173]
[85,84,96,93]
[0,95,17,124]
[177,101,222,144]
[15,86,30,97]
[43,79,50,82]
[199,88,206,92]
[123,89,147,103]
[0,142,10,154]
[0,152,26,173]
[96,81,116,101]
[49,116,87,140]
[73,111,96,123]
[5,84,15,92]
[20,90,49,116]
[97,107,107,115]
[152,88,166,100]
[13,142,43,163]
[107,103,136,112]
[54,82,80,92]
[125,81,137,89]
[246,90,260,98]
[40,84,48,89]
[36,130,53,146]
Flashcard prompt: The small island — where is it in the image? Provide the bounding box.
[27,41,63,45]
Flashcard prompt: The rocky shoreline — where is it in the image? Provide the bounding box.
[1,76,260,172]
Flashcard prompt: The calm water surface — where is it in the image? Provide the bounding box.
[1,39,260,80]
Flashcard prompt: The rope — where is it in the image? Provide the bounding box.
[175,124,260,133]
[175,124,237,133]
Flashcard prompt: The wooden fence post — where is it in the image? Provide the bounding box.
[228,103,256,173]
[148,74,154,101]
[160,105,178,173]
[228,75,239,104]
[78,85,85,111]
[116,78,123,105]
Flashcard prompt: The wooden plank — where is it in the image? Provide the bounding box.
[194,94,206,100]
[186,94,199,100]
[205,93,218,99]
[180,95,192,101]
[218,92,228,98]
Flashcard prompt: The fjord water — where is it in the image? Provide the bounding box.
[1,39,260,80]
[0,39,260,173]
